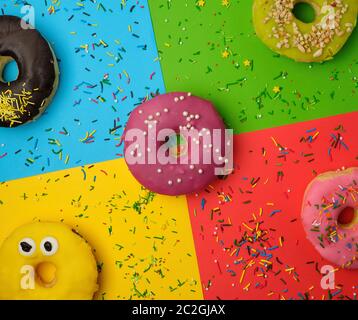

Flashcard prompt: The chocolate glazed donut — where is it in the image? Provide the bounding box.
[0,15,59,128]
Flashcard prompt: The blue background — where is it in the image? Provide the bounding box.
[0,0,165,181]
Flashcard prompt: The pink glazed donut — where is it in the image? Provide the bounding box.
[301,168,358,269]
[124,92,231,196]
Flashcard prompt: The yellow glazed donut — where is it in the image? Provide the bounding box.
[0,222,98,300]
[253,0,358,62]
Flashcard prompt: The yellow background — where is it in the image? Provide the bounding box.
[0,158,203,300]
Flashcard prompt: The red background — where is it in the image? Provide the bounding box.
[187,112,358,300]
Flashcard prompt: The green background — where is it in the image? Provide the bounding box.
[149,0,358,133]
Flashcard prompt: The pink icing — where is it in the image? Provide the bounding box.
[124,92,229,195]
[301,168,358,269]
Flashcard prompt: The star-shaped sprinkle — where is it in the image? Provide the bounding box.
[243,59,251,67]
[197,0,206,7]
[273,86,281,94]
[222,49,230,59]
[222,0,230,7]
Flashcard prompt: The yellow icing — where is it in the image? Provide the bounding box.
[0,222,98,300]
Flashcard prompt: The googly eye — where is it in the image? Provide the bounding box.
[18,238,36,257]
[40,237,58,256]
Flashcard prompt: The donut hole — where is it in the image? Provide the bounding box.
[337,206,357,228]
[292,2,316,24]
[1,58,19,83]
[164,134,188,158]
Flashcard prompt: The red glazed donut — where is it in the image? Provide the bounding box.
[301,168,358,269]
[124,92,232,195]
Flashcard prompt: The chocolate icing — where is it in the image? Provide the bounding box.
[0,15,58,127]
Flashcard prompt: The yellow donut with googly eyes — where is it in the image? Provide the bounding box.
[0,222,98,300]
